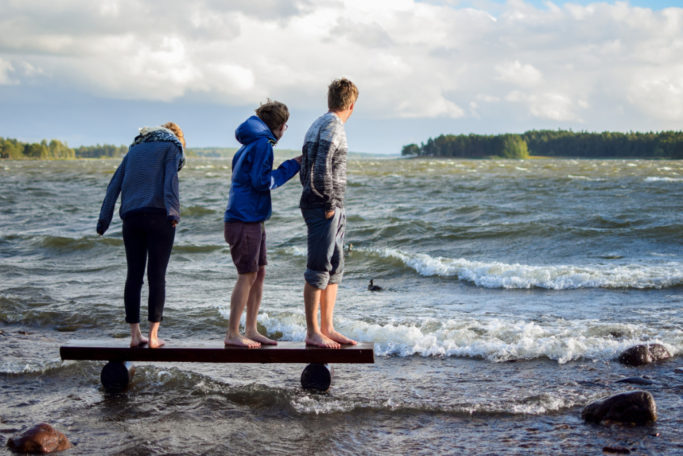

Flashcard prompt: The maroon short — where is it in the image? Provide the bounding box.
[224,221,267,274]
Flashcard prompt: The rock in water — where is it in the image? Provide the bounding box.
[618,344,671,366]
[7,423,72,453]
[582,391,657,425]
[615,376,653,385]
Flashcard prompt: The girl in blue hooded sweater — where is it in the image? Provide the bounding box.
[223,101,301,347]
[97,122,185,349]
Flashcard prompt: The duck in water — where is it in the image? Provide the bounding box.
[368,279,383,291]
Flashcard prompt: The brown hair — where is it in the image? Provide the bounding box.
[328,78,358,111]
[255,100,289,134]
[162,122,186,148]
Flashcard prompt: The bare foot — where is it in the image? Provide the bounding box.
[224,334,261,348]
[305,332,341,349]
[245,330,278,345]
[323,330,357,346]
[148,337,165,349]
[130,336,149,348]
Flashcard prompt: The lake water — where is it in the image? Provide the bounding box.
[1,157,681,455]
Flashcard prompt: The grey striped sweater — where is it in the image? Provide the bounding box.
[299,112,348,211]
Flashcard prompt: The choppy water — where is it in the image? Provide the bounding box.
[1,157,682,455]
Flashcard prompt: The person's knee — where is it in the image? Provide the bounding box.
[239,271,259,287]
[255,266,266,284]
[147,273,166,288]
[305,269,329,290]
[125,275,144,289]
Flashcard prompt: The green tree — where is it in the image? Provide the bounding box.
[498,135,529,159]
[401,143,420,156]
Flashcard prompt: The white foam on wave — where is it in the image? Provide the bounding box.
[341,316,679,364]
[371,247,682,289]
[249,310,681,364]
[282,246,307,257]
[645,176,683,183]
[290,388,578,416]
[567,174,603,181]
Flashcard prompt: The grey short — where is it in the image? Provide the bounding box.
[301,207,345,289]
[224,221,267,274]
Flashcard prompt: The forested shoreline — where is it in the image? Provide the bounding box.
[4,130,683,160]
[0,137,236,159]
[402,130,683,159]
[0,137,127,159]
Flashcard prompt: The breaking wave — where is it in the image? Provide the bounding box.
[367,248,682,290]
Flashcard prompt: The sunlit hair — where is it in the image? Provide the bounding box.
[328,78,358,111]
[162,122,186,148]
[255,99,289,134]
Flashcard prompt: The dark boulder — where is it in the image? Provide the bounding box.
[6,423,72,453]
[618,344,671,366]
[582,391,657,425]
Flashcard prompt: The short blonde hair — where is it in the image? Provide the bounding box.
[328,78,358,111]
[162,122,186,148]
[255,100,289,134]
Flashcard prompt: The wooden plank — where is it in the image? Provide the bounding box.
[60,340,374,364]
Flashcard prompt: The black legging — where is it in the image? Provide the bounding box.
[122,212,175,323]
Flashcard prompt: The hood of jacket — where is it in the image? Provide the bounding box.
[235,116,277,146]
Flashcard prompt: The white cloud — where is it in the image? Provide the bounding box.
[496,60,543,87]
[627,66,683,120]
[504,91,578,122]
[0,0,682,129]
[0,58,14,85]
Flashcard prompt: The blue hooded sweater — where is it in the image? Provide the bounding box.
[224,116,301,223]
[97,128,184,234]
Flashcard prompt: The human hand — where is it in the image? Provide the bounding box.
[171,220,178,227]
[294,155,302,164]
[325,210,335,219]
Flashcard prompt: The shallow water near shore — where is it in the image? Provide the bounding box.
[1,157,682,455]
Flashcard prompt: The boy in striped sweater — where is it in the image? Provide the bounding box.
[299,78,359,348]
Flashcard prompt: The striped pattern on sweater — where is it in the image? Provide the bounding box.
[97,140,182,234]
[299,112,348,210]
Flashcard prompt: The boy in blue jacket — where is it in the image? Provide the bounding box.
[223,100,301,347]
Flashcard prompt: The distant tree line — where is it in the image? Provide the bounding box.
[186,147,237,158]
[0,137,241,160]
[0,137,127,159]
[74,144,128,158]
[402,130,683,159]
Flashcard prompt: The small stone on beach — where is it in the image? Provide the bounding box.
[6,422,72,454]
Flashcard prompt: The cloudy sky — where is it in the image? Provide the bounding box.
[1,0,681,154]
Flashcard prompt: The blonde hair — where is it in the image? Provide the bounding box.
[255,100,289,134]
[162,122,186,148]
[328,78,358,111]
